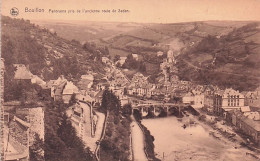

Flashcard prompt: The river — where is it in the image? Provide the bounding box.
[142,116,258,161]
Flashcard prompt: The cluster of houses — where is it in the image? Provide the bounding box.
[121,56,260,146]
[125,71,191,101]
[5,54,260,151]
[182,85,260,146]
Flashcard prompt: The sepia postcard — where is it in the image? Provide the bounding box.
[1,0,260,161]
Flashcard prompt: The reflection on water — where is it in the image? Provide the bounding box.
[142,116,258,161]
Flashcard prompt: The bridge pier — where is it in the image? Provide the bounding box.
[132,103,184,118]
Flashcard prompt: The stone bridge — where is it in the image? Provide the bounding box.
[132,103,187,118]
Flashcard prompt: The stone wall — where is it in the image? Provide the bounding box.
[28,107,45,145]
[16,107,45,145]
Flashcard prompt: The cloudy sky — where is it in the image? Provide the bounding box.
[1,0,260,23]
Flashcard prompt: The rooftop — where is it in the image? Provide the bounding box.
[13,64,33,80]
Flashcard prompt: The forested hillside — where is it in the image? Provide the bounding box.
[1,16,106,81]
[176,22,260,91]
[1,16,109,101]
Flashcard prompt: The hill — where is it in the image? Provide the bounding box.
[176,22,260,91]
[1,16,101,161]
[2,16,107,81]
[30,19,260,91]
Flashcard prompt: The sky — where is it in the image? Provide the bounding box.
[1,0,260,23]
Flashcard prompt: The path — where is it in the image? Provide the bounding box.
[130,115,148,161]
[79,102,105,152]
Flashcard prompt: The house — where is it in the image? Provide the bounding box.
[66,102,94,141]
[116,57,127,66]
[157,51,163,57]
[13,64,33,81]
[240,106,251,113]
[3,101,21,112]
[244,112,260,121]
[77,79,93,90]
[214,88,247,116]
[203,85,215,112]
[53,80,67,101]
[127,87,134,95]
[62,81,80,104]
[47,75,67,98]
[227,110,260,146]
[243,89,260,108]
[96,79,109,91]
[204,94,214,112]
[182,90,204,108]
[170,75,179,82]
[101,57,110,64]
[81,74,94,81]
[132,54,139,60]
[77,74,94,90]
[76,91,94,103]
[236,113,260,146]
[132,72,146,83]
[183,92,194,104]
[31,75,46,87]
[94,90,104,105]
[13,64,46,87]
[167,50,175,63]
[193,91,204,108]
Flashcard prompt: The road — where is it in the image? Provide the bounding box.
[130,116,148,161]
[79,102,105,152]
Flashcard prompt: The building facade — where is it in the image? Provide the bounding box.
[214,88,246,116]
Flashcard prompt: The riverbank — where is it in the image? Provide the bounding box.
[130,115,148,161]
[142,116,259,161]
[133,112,161,161]
[195,110,260,159]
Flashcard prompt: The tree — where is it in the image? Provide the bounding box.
[30,133,44,161]
[113,55,120,63]
[101,90,121,114]
[69,93,77,106]
[104,46,109,55]
[139,61,146,73]
[122,104,132,117]
[56,114,95,161]
[133,109,142,121]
